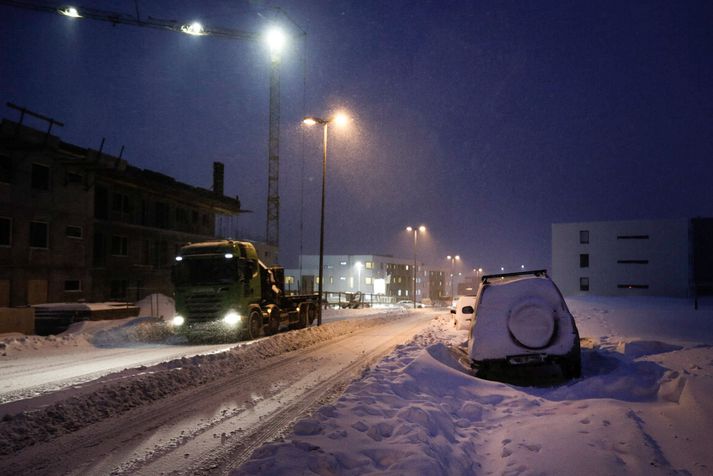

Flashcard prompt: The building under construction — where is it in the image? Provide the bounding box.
[0,111,252,307]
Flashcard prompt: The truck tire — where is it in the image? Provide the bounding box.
[265,305,280,336]
[307,304,317,325]
[296,303,309,329]
[247,309,262,340]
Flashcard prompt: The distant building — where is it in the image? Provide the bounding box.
[551,218,713,298]
[285,254,447,303]
[0,114,246,306]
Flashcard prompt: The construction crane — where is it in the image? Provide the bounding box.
[0,0,300,258]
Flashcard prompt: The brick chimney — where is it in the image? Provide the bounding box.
[213,162,224,195]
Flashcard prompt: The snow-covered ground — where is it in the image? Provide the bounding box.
[235,296,713,476]
[2,296,712,475]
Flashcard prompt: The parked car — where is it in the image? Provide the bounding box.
[451,295,477,330]
[397,300,424,308]
[466,270,581,382]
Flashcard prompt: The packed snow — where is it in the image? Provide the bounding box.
[234,296,713,475]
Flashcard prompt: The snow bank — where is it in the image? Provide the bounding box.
[234,299,713,476]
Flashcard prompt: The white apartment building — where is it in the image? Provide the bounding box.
[551,218,713,298]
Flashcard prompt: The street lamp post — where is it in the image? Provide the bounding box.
[447,255,460,299]
[303,113,349,326]
[406,225,426,309]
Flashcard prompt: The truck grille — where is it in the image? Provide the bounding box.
[184,288,227,322]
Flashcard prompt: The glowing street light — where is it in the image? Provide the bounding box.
[265,26,287,57]
[406,225,426,309]
[180,22,206,36]
[303,112,351,325]
[57,6,81,18]
[447,255,460,299]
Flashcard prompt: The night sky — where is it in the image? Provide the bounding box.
[2,0,712,274]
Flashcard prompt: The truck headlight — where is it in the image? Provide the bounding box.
[223,311,241,327]
[171,315,185,327]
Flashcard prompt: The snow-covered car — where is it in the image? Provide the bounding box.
[466,270,581,381]
[397,300,424,308]
[451,295,477,330]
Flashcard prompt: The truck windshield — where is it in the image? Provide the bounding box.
[172,256,238,286]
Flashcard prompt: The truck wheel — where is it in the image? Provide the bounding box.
[296,304,309,329]
[307,304,317,325]
[265,306,280,336]
[248,310,262,340]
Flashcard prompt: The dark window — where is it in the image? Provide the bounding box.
[93,232,105,266]
[64,280,81,292]
[617,284,649,289]
[65,225,83,239]
[66,171,83,185]
[111,236,128,256]
[617,235,649,240]
[202,214,209,226]
[617,259,649,264]
[579,230,589,244]
[155,202,170,228]
[30,221,48,248]
[95,186,108,219]
[192,210,199,224]
[580,277,589,291]
[110,279,128,299]
[0,217,11,246]
[140,200,149,226]
[579,253,589,268]
[31,163,50,190]
[176,208,189,224]
[0,155,12,183]
[158,240,168,265]
[112,192,132,213]
[142,240,151,265]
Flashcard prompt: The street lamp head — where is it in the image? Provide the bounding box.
[355,261,363,270]
[455,255,460,261]
[332,112,349,126]
[406,226,413,232]
[180,22,206,36]
[58,6,82,18]
[418,225,426,232]
[303,116,326,126]
[265,26,287,54]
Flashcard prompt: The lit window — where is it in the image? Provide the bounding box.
[365,261,373,269]
[365,277,372,285]
[340,261,347,266]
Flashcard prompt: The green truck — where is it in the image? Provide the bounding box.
[170,240,318,340]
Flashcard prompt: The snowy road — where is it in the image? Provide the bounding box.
[0,341,239,405]
[0,309,435,475]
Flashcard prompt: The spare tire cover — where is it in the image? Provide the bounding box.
[507,298,556,349]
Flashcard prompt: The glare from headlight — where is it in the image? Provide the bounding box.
[171,315,185,327]
[223,311,241,327]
